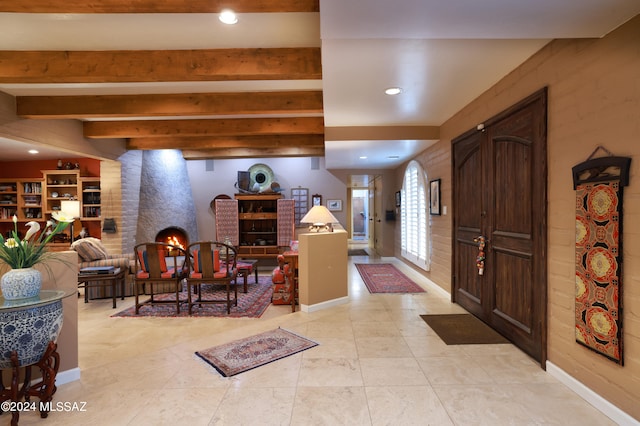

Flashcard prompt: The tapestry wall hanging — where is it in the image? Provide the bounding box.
[573,147,631,364]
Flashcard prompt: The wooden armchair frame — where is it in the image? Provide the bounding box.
[186,241,238,314]
[134,242,187,314]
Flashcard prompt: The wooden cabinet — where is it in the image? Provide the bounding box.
[80,177,101,220]
[42,170,80,217]
[215,194,295,258]
[236,194,281,249]
[0,179,43,223]
[0,171,100,241]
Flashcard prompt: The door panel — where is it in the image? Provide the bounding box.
[453,132,484,315]
[453,88,547,366]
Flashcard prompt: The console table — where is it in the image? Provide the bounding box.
[0,290,73,425]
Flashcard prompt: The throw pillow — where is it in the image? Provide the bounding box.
[71,238,108,262]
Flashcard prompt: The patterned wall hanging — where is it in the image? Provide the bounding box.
[573,146,631,364]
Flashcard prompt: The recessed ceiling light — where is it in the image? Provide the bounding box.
[28,149,39,154]
[385,87,402,96]
[359,156,368,159]
[219,9,238,25]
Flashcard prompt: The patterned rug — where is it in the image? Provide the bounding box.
[355,263,425,293]
[112,276,273,318]
[196,328,318,377]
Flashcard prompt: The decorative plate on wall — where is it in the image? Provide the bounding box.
[248,163,274,192]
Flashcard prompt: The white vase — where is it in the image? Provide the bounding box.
[1,267,42,300]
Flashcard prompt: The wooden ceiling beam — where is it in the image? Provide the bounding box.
[0,48,321,83]
[127,134,325,150]
[84,117,324,139]
[16,91,323,119]
[0,0,319,13]
[182,146,324,160]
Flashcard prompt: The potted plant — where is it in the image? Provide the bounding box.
[0,212,75,300]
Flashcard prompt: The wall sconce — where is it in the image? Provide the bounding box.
[300,205,338,232]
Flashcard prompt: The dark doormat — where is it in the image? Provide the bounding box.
[420,314,510,345]
[348,249,368,256]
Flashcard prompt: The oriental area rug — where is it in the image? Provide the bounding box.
[112,277,273,318]
[196,328,318,377]
[420,314,509,345]
[355,263,425,294]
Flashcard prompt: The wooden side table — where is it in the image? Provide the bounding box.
[78,267,125,308]
[236,259,259,293]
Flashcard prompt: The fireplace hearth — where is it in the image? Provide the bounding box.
[156,227,188,251]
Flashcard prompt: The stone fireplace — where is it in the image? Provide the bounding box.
[123,150,199,250]
[155,226,188,251]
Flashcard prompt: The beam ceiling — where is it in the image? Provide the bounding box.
[1,1,323,160]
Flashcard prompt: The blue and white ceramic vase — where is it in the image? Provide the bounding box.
[1,267,42,300]
[0,298,63,368]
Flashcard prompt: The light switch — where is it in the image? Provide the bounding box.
[442,206,447,215]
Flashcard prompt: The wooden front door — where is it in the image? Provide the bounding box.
[453,88,548,366]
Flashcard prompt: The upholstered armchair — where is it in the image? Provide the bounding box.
[71,237,135,298]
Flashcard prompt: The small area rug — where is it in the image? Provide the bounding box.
[348,249,369,256]
[355,263,425,293]
[420,314,509,345]
[112,276,273,318]
[196,328,318,377]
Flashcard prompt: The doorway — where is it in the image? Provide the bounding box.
[351,188,368,241]
[452,88,548,366]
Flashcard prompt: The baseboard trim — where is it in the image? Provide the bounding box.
[301,296,349,313]
[546,361,638,425]
[55,367,81,386]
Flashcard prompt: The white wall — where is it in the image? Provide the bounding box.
[186,157,347,241]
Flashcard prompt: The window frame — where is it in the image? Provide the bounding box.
[400,160,430,271]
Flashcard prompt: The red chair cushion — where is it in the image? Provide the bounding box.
[137,248,168,272]
[193,249,220,272]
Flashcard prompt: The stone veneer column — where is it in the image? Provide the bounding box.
[134,150,199,245]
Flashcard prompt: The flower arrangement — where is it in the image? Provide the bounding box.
[0,212,75,270]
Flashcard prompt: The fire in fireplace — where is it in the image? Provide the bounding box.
[155,227,188,252]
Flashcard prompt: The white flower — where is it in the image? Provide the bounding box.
[4,238,18,249]
[12,214,17,224]
[51,211,75,223]
[24,221,41,241]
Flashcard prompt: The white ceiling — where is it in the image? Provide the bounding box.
[0,1,639,168]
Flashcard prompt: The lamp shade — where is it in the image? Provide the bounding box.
[300,205,338,232]
[60,200,81,218]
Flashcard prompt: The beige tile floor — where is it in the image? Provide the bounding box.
[14,249,614,426]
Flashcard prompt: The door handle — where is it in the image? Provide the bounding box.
[473,236,486,276]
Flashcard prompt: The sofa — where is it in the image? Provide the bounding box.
[71,237,136,299]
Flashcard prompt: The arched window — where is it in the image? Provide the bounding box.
[401,161,430,270]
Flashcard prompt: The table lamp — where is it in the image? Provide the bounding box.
[300,205,338,232]
[60,199,81,242]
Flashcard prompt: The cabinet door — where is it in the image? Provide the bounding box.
[214,199,239,246]
[277,199,295,246]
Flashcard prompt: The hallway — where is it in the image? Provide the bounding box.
[16,255,613,425]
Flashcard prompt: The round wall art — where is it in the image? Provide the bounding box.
[248,163,275,192]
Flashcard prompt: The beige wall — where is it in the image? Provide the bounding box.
[298,229,348,307]
[397,15,640,419]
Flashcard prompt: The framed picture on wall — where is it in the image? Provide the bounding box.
[430,179,441,216]
[327,199,342,211]
[312,194,322,206]
[395,191,401,207]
